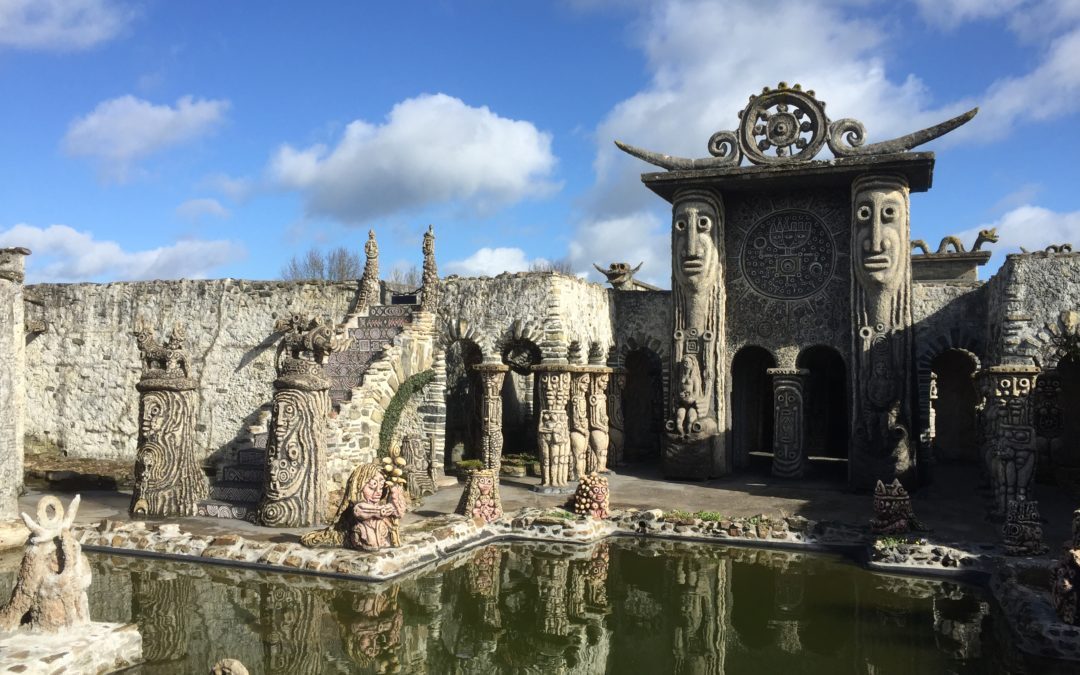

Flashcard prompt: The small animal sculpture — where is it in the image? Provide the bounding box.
[870,479,928,534]
[910,228,998,255]
[133,322,189,377]
[1002,499,1048,556]
[1046,243,1074,253]
[593,261,644,290]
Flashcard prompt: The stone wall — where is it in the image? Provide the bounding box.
[0,249,27,523]
[23,279,360,464]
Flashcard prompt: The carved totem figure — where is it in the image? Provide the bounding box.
[870,479,927,534]
[0,496,91,632]
[979,366,1040,518]
[258,314,350,527]
[587,368,611,473]
[1001,499,1047,555]
[301,461,406,550]
[1053,548,1080,625]
[607,367,627,468]
[850,174,915,488]
[455,469,502,523]
[400,434,436,499]
[421,224,439,311]
[568,370,591,480]
[571,473,610,519]
[357,229,380,312]
[473,363,508,473]
[665,188,725,478]
[130,321,208,517]
[535,367,572,487]
[768,368,808,479]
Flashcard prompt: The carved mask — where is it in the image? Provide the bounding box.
[672,195,721,289]
[362,474,385,504]
[853,177,907,290]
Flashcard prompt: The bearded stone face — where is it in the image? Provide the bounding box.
[853,185,907,289]
[672,198,720,289]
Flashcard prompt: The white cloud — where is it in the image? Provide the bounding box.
[176,198,229,221]
[269,93,558,223]
[445,247,549,277]
[64,95,229,182]
[0,0,132,51]
[0,223,243,282]
[568,212,669,287]
[957,205,1080,256]
[913,0,1025,28]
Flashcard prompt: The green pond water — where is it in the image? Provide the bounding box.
[7,541,1037,673]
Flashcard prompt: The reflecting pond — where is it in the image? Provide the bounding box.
[0,540,1039,673]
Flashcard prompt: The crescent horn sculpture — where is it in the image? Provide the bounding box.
[615,82,978,170]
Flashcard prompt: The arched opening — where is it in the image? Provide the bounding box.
[501,338,542,456]
[444,339,483,472]
[930,349,979,463]
[1058,355,1080,469]
[623,348,664,463]
[731,346,776,470]
[796,346,848,461]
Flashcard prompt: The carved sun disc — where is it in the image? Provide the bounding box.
[767,112,799,146]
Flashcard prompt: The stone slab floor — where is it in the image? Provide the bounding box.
[14,462,1077,553]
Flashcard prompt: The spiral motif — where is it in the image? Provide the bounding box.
[706,130,742,165]
[827,118,867,156]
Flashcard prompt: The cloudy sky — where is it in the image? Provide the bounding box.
[1,0,1078,285]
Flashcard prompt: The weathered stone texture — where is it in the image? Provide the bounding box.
[23,279,357,463]
[985,253,1080,366]
[0,248,27,524]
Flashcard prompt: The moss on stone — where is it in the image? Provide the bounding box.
[377,368,435,457]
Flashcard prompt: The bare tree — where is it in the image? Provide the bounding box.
[281,247,362,281]
[386,265,422,287]
[529,258,575,274]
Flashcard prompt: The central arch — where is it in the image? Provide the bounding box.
[731,345,776,469]
[796,345,848,462]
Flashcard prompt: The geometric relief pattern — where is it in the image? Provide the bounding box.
[327,305,414,405]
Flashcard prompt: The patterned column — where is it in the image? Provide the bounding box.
[606,366,627,468]
[533,365,572,490]
[473,363,508,473]
[978,364,1039,518]
[588,367,612,473]
[768,368,808,479]
[0,247,28,523]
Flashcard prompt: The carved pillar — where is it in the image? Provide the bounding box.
[607,366,627,468]
[768,367,808,479]
[849,174,916,488]
[473,363,508,473]
[978,364,1039,518]
[588,367,612,473]
[569,369,591,479]
[355,229,380,316]
[533,365,572,490]
[664,189,726,479]
[257,315,349,527]
[420,225,439,311]
[130,324,209,517]
[0,247,28,524]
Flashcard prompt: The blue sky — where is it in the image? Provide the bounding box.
[1,0,1078,286]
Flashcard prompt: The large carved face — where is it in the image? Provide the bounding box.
[853,183,907,288]
[672,198,720,288]
[362,473,386,503]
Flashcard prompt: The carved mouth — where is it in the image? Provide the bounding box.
[862,254,891,271]
[681,258,705,273]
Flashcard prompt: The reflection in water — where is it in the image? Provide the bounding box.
[67,541,1037,673]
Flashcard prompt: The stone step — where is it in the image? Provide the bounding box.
[209,481,262,503]
[235,448,266,466]
[222,465,263,483]
[197,499,257,522]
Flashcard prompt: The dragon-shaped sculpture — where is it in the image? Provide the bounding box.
[593,261,644,290]
[911,228,999,255]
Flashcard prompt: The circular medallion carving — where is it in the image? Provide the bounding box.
[740,209,835,300]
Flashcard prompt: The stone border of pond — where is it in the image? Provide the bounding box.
[71,506,1080,663]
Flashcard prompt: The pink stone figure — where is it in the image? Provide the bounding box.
[470,472,502,522]
[349,464,406,551]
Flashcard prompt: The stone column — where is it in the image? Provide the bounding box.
[0,247,28,529]
[849,174,916,488]
[473,363,508,473]
[607,366,627,468]
[978,364,1039,518]
[532,365,573,492]
[130,323,209,517]
[568,368,591,479]
[588,367,612,473]
[257,315,349,527]
[768,368,808,479]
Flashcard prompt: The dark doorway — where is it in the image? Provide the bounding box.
[500,338,541,456]
[444,339,483,472]
[930,349,979,463]
[731,346,776,469]
[623,348,664,463]
[796,346,848,461]
[1059,355,1080,469]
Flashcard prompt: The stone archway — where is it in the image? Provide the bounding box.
[930,349,979,464]
[444,338,483,471]
[623,347,664,463]
[499,335,542,456]
[731,346,776,469]
[796,345,848,461]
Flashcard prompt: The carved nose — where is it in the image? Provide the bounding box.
[868,215,886,252]
[686,211,700,256]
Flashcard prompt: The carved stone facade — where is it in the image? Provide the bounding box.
[130,322,208,517]
[1001,498,1047,555]
[768,368,807,478]
[455,469,502,523]
[473,363,508,473]
[257,315,350,527]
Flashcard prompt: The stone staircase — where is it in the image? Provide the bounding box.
[197,416,269,522]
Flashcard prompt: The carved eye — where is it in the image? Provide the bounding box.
[857,205,871,221]
[883,205,897,221]
[697,217,710,231]
[674,220,686,231]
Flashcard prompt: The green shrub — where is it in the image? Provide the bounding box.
[377,369,436,456]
